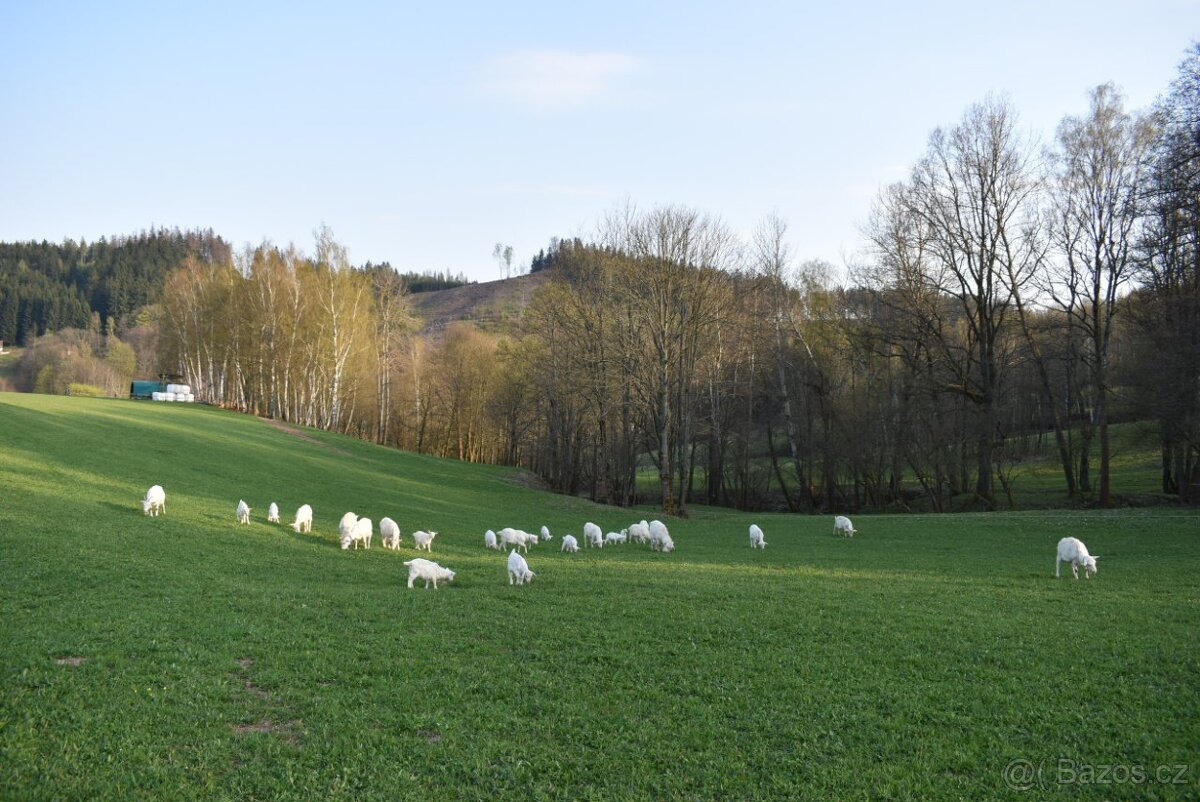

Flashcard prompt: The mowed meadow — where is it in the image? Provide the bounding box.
[1,393,1197,801]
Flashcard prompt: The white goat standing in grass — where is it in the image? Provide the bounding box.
[236,500,251,525]
[142,485,166,516]
[833,515,856,538]
[267,502,280,523]
[484,529,500,550]
[411,530,437,552]
[583,522,604,548]
[380,517,402,550]
[749,524,766,549]
[1056,537,1099,579]
[560,535,580,553]
[507,549,536,585]
[342,517,373,550]
[404,558,455,589]
[339,512,359,541]
[540,525,553,541]
[291,504,313,533]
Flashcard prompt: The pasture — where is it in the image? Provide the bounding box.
[1,392,1197,801]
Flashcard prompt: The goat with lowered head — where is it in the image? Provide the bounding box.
[404,558,455,589]
[142,485,166,516]
[342,517,373,550]
[507,549,536,585]
[291,504,313,533]
[1056,537,1099,579]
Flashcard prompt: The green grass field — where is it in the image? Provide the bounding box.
[1,393,1197,801]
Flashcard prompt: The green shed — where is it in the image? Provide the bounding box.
[130,380,164,400]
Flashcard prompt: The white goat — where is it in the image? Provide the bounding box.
[507,549,536,585]
[628,520,651,544]
[583,522,604,548]
[833,515,856,538]
[540,525,553,541]
[484,529,500,550]
[291,504,313,533]
[411,530,437,552]
[404,558,455,589]
[649,520,671,549]
[142,485,166,516]
[342,517,373,550]
[560,534,580,553]
[267,502,280,523]
[236,499,251,525]
[339,512,359,540]
[605,530,627,546]
[749,523,766,549]
[380,517,402,550]
[1056,537,1099,579]
[498,527,536,552]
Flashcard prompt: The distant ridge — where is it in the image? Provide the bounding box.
[409,270,551,336]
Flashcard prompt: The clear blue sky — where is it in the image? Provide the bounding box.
[1,1,1193,282]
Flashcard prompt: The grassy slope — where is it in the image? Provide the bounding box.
[1,393,1197,801]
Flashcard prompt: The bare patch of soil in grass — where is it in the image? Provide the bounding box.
[259,417,353,457]
[232,719,302,747]
[54,656,86,666]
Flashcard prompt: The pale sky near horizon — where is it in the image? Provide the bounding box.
[1,2,1194,283]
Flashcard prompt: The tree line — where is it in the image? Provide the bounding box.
[13,46,1199,511]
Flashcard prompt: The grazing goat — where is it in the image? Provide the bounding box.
[605,531,627,545]
[411,530,437,552]
[342,517,373,550]
[560,534,580,553]
[507,549,536,585]
[649,520,671,550]
[833,515,856,538]
[749,524,766,549]
[498,527,536,552]
[236,500,251,525]
[142,485,166,516]
[484,529,500,550]
[628,520,651,544]
[541,525,553,541]
[583,522,604,548]
[1056,537,1099,579]
[267,502,280,523]
[291,504,313,533]
[339,512,359,540]
[380,517,402,550]
[404,558,455,589]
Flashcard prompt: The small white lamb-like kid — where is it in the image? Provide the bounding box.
[236,500,251,525]
[411,530,437,552]
[267,502,280,523]
[142,485,166,516]
[833,515,856,538]
[749,523,766,549]
[339,512,359,540]
[484,529,500,550]
[404,558,456,589]
[342,517,373,550]
[507,549,536,585]
[560,534,580,553]
[291,504,313,533]
[540,525,553,541]
[583,522,604,548]
[380,517,401,550]
[605,530,627,545]
[1056,537,1099,579]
